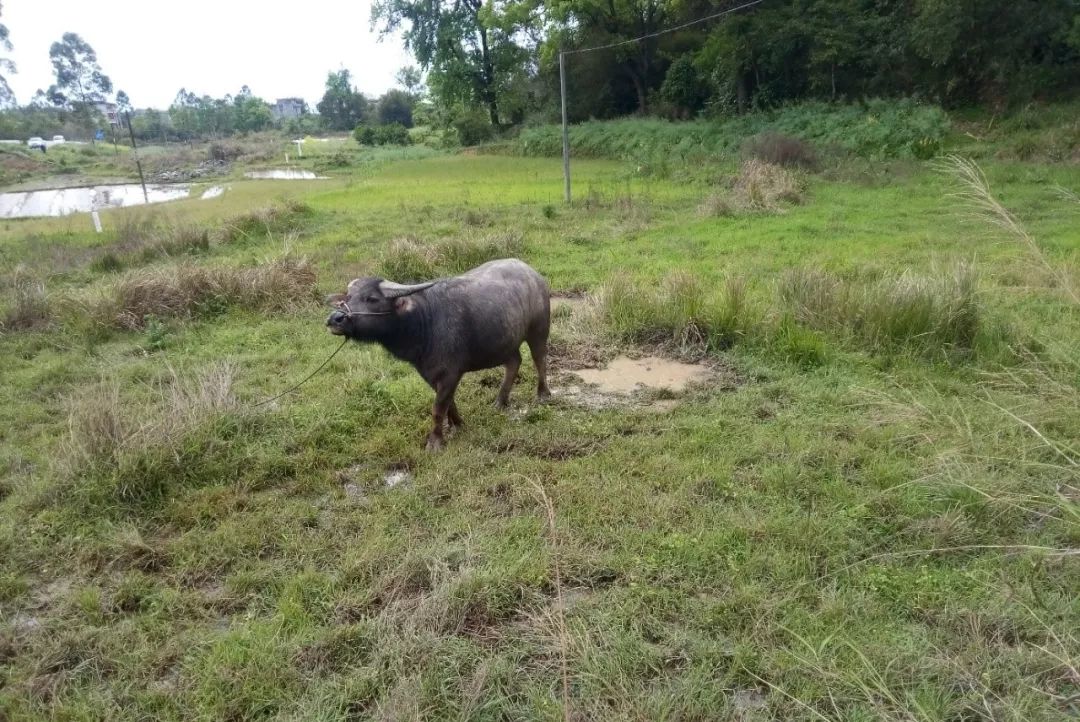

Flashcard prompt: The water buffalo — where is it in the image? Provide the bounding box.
[325,258,551,450]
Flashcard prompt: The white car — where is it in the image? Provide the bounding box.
[27,137,46,150]
[51,135,65,144]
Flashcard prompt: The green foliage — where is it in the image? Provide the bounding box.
[317,69,368,132]
[377,89,414,128]
[659,55,705,118]
[516,100,950,161]
[452,108,495,145]
[355,123,412,146]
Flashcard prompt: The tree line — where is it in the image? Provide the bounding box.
[2,2,1079,144]
[374,0,1080,125]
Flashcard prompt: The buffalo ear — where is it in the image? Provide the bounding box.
[325,292,347,308]
[378,280,435,298]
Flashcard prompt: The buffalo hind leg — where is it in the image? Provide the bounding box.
[527,335,551,401]
[495,351,521,410]
[427,374,461,452]
[447,400,463,429]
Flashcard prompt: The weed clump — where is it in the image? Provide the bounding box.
[378,232,525,281]
[742,132,818,169]
[599,272,751,352]
[86,256,318,329]
[732,159,805,210]
[2,273,52,332]
[779,261,994,355]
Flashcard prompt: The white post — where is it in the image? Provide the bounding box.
[285,153,289,164]
[91,210,103,233]
[295,139,303,157]
[560,51,571,204]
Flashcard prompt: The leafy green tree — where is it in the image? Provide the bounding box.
[115,90,131,114]
[47,32,113,131]
[232,85,273,132]
[396,66,425,99]
[0,21,15,107]
[373,0,536,125]
[377,89,414,127]
[317,70,368,131]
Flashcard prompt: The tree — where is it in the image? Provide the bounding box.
[373,0,536,125]
[48,33,112,107]
[0,21,15,107]
[547,0,683,114]
[377,89,414,127]
[232,85,273,132]
[116,90,132,114]
[316,69,368,131]
[48,33,112,136]
[396,66,425,99]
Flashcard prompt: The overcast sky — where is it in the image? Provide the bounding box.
[4,0,415,108]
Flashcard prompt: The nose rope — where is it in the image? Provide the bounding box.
[250,337,349,408]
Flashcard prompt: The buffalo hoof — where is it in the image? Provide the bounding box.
[537,388,552,403]
[425,434,445,452]
[494,398,510,412]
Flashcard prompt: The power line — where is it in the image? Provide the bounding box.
[562,0,765,56]
[558,0,765,202]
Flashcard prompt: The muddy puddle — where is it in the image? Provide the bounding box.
[244,169,327,180]
[0,183,192,219]
[571,356,712,395]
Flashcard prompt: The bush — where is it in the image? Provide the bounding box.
[208,142,244,162]
[742,132,818,169]
[375,123,412,146]
[354,123,412,146]
[731,159,805,210]
[452,109,495,146]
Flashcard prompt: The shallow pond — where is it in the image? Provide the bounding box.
[243,169,326,180]
[0,184,191,219]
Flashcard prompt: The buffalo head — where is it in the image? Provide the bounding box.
[325,277,434,338]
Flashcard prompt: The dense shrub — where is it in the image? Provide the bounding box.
[452,109,495,146]
[354,123,412,146]
[742,132,818,169]
[515,99,949,161]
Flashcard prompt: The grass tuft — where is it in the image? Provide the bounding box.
[599,271,751,352]
[378,232,525,281]
[83,256,318,330]
[732,160,805,211]
[779,261,994,356]
[2,272,52,332]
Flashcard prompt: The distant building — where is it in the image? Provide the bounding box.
[271,98,305,120]
[94,101,120,127]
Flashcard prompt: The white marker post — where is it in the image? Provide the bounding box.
[91,211,102,233]
[294,139,303,157]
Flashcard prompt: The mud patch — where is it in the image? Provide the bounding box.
[556,355,737,411]
[573,355,712,394]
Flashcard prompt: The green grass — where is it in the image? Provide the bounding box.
[0,113,1078,720]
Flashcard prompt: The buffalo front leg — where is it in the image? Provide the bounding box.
[495,351,521,410]
[427,375,461,452]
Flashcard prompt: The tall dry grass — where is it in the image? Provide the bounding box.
[378,232,525,281]
[941,155,1079,305]
[83,256,318,330]
[1,270,52,332]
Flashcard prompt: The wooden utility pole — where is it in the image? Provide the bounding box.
[125,112,149,204]
[560,51,570,204]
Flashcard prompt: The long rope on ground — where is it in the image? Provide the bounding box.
[250,337,349,408]
[561,0,764,56]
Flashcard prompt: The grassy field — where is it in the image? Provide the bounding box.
[1,121,1078,720]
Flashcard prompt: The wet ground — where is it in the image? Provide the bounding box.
[0,183,191,219]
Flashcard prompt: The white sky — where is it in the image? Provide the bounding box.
[4,0,415,108]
